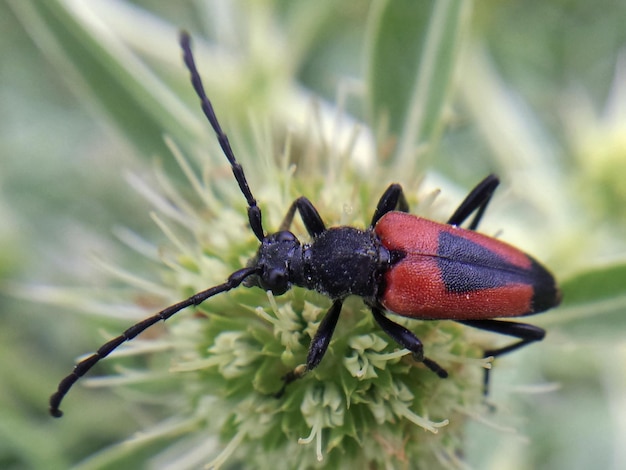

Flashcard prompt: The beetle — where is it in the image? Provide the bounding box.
[49,32,561,417]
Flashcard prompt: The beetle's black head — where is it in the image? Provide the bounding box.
[244,231,301,295]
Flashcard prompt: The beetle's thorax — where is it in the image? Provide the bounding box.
[291,227,390,300]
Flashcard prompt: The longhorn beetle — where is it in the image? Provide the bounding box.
[49,32,561,418]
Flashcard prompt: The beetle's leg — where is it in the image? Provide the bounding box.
[458,319,546,394]
[275,299,343,397]
[447,174,500,230]
[371,307,448,378]
[370,184,409,228]
[307,299,343,369]
[279,196,326,237]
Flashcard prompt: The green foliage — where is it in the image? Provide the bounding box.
[367,0,470,173]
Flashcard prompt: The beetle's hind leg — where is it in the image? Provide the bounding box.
[372,175,499,230]
[458,319,546,395]
[447,175,500,230]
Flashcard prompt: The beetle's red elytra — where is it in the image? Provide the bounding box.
[376,211,560,319]
[49,31,560,418]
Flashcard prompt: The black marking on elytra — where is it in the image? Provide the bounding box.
[437,232,528,294]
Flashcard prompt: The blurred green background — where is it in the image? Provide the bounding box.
[2,0,626,469]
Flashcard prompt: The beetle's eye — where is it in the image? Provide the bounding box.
[267,267,289,294]
[275,231,296,242]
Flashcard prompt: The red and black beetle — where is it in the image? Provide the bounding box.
[49,32,561,417]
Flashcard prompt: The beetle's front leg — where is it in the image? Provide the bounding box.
[279,196,326,237]
[274,299,343,397]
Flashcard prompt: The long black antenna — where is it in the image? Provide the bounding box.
[180,31,264,241]
[49,264,258,417]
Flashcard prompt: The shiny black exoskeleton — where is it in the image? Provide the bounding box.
[245,226,390,300]
[49,32,553,417]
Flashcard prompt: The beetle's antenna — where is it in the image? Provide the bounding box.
[49,266,258,418]
[180,31,264,241]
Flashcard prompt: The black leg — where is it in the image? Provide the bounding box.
[306,299,343,369]
[49,266,259,417]
[279,196,326,237]
[180,32,264,241]
[458,319,546,394]
[371,307,448,378]
[370,184,409,228]
[447,174,500,230]
[275,299,343,397]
